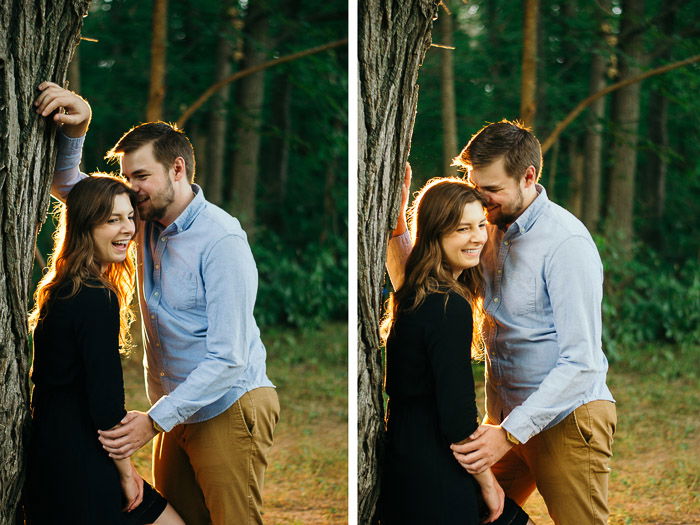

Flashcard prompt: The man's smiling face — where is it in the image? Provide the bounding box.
[468,157,528,230]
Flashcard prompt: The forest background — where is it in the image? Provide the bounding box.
[406,0,700,521]
[30,0,348,522]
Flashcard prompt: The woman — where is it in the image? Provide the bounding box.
[26,175,184,525]
[380,178,531,524]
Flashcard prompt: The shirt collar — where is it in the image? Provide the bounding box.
[510,184,548,235]
[163,184,206,235]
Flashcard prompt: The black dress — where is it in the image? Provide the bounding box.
[380,291,528,525]
[25,282,167,525]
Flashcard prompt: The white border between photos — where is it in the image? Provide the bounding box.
[348,0,358,523]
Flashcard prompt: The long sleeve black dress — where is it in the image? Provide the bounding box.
[25,282,166,525]
[380,290,528,524]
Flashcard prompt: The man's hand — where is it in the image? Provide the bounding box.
[450,424,514,474]
[391,162,413,238]
[35,81,91,137]
[98,411,158,460]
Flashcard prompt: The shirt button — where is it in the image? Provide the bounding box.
[493,297,500,303]
[150,314,155,319]
[159,371,165,377]
[504,240,510,246]
[161,237,167,242]
[497,269,502,275]
[154,291,159,297]
[156,342,161,347]
[155,264,160,270]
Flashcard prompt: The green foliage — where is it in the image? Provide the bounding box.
[596,234,700,360]
[252,230,347,329]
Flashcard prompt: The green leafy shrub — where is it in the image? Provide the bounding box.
[252,229,347,329]
[595,234,700,360]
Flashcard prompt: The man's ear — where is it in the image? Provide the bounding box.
[522,165,537,188]
[172,157,187,182]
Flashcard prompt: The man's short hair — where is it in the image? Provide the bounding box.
[106,121,196,183]
[453,119,542,182]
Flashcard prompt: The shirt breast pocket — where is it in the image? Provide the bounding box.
[162,270,198,310]
[506,270,537,316]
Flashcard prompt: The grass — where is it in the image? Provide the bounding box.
[122,322,348,524]
[471,344,700,524]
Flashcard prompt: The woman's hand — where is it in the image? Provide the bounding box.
[119,461,144,512]
[34,82,92,137]
[479,476,505,523]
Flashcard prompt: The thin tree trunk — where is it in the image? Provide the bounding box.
[546,138,560,202]
[0,2,89,522]
[147,0,168,121]
[229,0,270,232]
[206,4,235,205]
[582,1,611,233]
[567,139,584,218]
[358,1,439,521]
[605,0,645,247]
[520,0,539,128]
[438,2,457,175]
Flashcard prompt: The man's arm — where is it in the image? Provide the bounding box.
[35,81,90,200]
[99,233,260,457]
[385,163,413,289]
[452,235,606,472]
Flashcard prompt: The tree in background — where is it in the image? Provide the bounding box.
[0,2,89,522]
[358,0,439,521]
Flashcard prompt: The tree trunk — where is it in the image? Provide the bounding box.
[605,0,645,247]
[205,3,235,205]
[567,138,584,218]
[582,1,611,233]
[146,0,168,121]
[229,0,270,232]
[358,1,439,521]
[520,0,538,128]
[0,2,89,522]
[438,2,457,176]
[269,73,293,218]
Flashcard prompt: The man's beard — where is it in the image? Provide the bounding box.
[140,180,175,222]
[488,188,524,230]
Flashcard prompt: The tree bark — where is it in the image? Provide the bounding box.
[520,0,539,128]
[0,2,89,522]
[146,0,168,121]
[605,0,645,247]
[229,0,270,232]
[438,2,457,176]
[567,138,584,218]
[206,3,235,205]
[582,1,612,233]
[358,1,439,521]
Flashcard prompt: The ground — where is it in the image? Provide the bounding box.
[123,322,348,525]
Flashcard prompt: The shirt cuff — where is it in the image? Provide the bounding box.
[148,396,183,432]
[56,130,85,171]
[501,407,539,444]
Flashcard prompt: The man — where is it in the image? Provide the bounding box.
[386,120,616,524]
[36,81,280,525]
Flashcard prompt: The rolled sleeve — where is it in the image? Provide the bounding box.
[148,234,256,431]
[52,130,87,201]
[502,235,604,443]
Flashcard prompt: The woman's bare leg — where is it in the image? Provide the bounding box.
[152,503,186,525]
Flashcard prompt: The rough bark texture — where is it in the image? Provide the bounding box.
[582,5,610,233]
[605,0,644,246]
[146,0,168,121]
[230,0,270,232]
[205,4,235,205]
[358,1,439,521]
[0,1,89,522]
[438,3,457,176]
[520,0,538,128]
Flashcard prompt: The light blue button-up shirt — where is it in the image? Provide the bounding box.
[481,185,614,443]
[53,132,274,432]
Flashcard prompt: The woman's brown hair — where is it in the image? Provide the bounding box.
[382,177,487,357]
[28,174,138,350]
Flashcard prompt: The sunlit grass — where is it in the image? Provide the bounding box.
[122,322,348,525]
